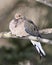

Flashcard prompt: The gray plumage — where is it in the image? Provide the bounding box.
[24,19,41,37]
[9,14,40,37]
[9,13,46,57]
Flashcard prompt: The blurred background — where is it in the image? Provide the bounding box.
[0,0,52,65]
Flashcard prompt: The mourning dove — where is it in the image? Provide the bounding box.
[9,13,46,57]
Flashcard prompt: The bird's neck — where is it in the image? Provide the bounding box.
[14,18,19,21]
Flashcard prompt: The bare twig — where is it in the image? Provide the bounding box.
[39,28,52,39]
[36,0,52,7]
[24,36,52,44]
[0,31,52,44]
[39,28,52,34]
[0,28,52,38]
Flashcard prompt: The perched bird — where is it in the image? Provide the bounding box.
[9,13,46,57]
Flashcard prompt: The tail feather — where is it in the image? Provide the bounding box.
[31,40,46,57]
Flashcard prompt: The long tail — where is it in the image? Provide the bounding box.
[31,40,46,57]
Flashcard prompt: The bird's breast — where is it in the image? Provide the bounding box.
[13,22,29,37]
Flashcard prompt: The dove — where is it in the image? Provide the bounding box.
[9,13,46,57]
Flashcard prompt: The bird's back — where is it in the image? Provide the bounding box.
[24,19,41,37]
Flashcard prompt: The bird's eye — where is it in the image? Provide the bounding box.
[19,15,21,17]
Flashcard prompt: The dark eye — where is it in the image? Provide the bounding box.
[19,15,21,17]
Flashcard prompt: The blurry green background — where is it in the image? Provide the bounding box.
[0,0,52,65]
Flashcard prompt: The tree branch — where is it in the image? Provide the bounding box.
[0,28,52,38]
[24,36,52,45]
[36,0,52,7]
[39,28,52,34]
[0,30,52,45]
[39,28,52,39]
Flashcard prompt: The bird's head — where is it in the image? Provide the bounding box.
[14,13,25,20]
